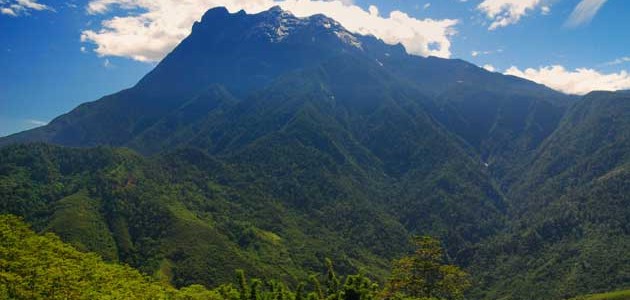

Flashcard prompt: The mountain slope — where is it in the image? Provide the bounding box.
[0,214,222,299]
[513,91,630,209]
[470,91,630,300]
[0,49,509,284]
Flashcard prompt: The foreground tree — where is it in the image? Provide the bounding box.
[383,236,471,300]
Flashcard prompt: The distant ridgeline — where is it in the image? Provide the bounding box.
[1,7,630,300]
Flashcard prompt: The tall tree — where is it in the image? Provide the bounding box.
[383,236,471,300]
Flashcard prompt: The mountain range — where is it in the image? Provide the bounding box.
[1,7,628,300]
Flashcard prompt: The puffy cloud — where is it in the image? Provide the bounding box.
[565,0,607,28]
[477,0,547,30]
[483,64,496,72]
[81,0,458,62]
[505,65,630,95]
[0,0,53,16]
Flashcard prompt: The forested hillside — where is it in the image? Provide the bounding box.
[0,136,494,289]
[469,91,630,300]
[1,214,470,300]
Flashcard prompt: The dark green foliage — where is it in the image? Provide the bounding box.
[0,103,506,288]
[46,190,118,261]
[383,236,471,300]
[468,91,630,300]
[325,259,341,296]
[0,215,388,300]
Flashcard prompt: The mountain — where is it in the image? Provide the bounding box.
[0,6,569,157]
[0,6,511,286]
[1,6,628,300]
[470,91,630,299]
[514,91,630,209]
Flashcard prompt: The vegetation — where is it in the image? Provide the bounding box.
[0,120,501,290]
[571,289,630,300]
[383,237,470,300]
[0,214,212,299]
[467,91,630,300]
[0,215,469,300]
[1,93,629,300]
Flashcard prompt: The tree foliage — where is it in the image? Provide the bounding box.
[383,236,471,300]
[3,214,467,300]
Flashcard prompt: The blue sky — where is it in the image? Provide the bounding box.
[1,0,629,137]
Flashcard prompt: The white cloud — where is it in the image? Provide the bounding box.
[17,0,49,10]
[477,0,547,30]
[472,50,489,57]
[471,49,502,57]
[0,0,53,16]
[1,7,16,15]
[26,119,47,126]
[605,57,630,66]
[103,58,112,68]
[541,5,550,15]
[565,0,607,28]
[81,0,458,62]
[505,65,630,95]
[483,64,496,72]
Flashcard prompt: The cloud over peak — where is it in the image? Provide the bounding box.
[80,0,458,63]
[506,65,630,95]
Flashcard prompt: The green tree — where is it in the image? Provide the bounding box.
[341,272,378,300]
[236,269,250,300]
[310,275,324,300]
[383,236,471,300]
[294,283,305,300]
[325,258,341,297]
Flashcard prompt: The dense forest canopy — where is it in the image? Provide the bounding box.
[0,215,472,300]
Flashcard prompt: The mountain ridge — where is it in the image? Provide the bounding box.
[0,7,569,150]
